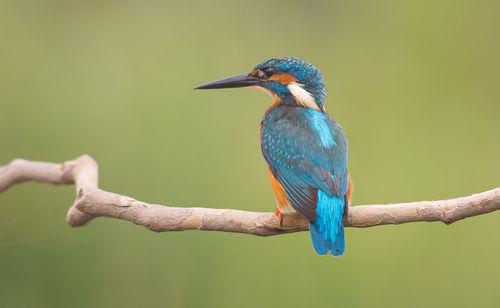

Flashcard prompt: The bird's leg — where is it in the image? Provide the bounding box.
[274,208,284,227]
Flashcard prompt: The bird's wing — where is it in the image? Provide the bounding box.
[261,109,348,221]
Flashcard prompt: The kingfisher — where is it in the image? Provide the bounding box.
[195,57,352,256]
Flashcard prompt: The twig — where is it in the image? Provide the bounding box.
[0,155,499,235]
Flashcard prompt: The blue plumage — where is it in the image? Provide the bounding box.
[195,57,350,256]
[261,104,348,256]
[257,58,349,256]
[311,191,345,256]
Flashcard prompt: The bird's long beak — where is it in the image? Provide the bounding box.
[194,73,260,90]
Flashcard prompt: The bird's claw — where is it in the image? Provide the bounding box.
[274,208,283,227]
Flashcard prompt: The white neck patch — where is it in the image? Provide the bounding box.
[287,82,321,111]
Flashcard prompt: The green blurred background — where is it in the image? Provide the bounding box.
[1,0,499,307]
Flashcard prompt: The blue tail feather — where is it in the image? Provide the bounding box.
[309,190,345,256]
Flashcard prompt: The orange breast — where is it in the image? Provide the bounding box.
[347,174,353,205]
[267,167,292,211]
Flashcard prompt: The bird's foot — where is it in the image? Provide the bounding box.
[274,208,283,227]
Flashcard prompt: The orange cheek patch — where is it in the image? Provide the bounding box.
[267,74,298,85]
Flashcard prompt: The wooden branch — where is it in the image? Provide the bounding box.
[0,155,499,235]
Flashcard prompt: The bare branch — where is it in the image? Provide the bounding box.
[0,155,499,235]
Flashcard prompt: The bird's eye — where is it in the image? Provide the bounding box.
[264,67,275,77]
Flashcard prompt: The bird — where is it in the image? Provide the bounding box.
[195,57,352,256]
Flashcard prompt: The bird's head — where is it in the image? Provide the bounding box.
[195,57,326,111]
